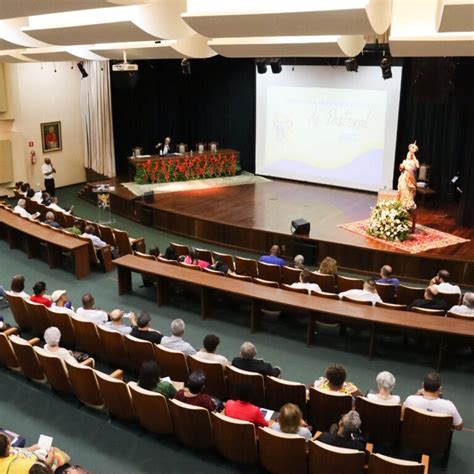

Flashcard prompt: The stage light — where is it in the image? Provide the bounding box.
[181,58,191,75]
[344,57,358,72]
[256,59,267,74]
[77,61,88,78]
[380,53,392,80]
[270,58,282,74]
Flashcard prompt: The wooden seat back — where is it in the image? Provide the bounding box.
[310,272,336,293]
[397,285,425,306]
[411,307,446,316]
[308,440,365,474]
[257,261,282,283]
[71,316,103,357]
[10,335,46,383]
[227,273,253,283]
[308,387,352,431]
[226,365,265,407]
[0,330,20,370]
[113,228,134,255]
[78,235,101,265]
[34,346,73,394]
[447,311,474,321]
[5,292,32,329]
[211,412,257,464]
[375,301,407,311]
[178,261,202,272]
[96,370,136,421]
[47,308,76,348]
[196,248,213,264]
[367,453,426,474]
[212,251,235,272]
[134,251,156,261]
[51,210,67,228]
[203,267,226,277]
[281,283,307,294]
[98,224,116,247]
[124,334,156,370]
[170,242,189,257]
[438,292,461,308]
[254,278,279,289]
[265,375,307,416]
[157,256,178,265]
[24,299,51,336]
[258,427,307,474]
[336,275,364,293]
[97,325,130,368]
[355,397,401,444]
[312,290,340,300]
[62,213,75,228]
[281,266,302,285]
[235,256,258,278]
[187,356,227,400]
[168,398,214,449]
[341,296,373,306]
[66,360,104,408]
[375,283,397,303]
[154,344,189,382]
[128,381,173,434]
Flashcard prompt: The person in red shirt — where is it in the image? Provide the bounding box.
[175,370,215,412]
[224,382,268,427]
[30,281,52,308]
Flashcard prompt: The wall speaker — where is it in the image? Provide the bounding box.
[143,191,154,203]
[291,218,310,235]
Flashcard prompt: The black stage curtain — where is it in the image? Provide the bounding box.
[110,57,256,176]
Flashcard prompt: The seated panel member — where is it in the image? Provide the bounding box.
[155,136,174,155]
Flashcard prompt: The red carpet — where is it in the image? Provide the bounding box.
[339,220,470,254]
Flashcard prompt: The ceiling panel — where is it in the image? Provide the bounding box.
[437,0,474,32]
[0,38,24,50]
[21,50,90,62]
[91,41,181,60]
[0,52,32,62]
[390,35,474,56]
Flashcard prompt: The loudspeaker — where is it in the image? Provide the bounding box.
[143,191,154,203]
[291,218,310,235]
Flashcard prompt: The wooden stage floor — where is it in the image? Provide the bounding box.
[82,178,474,285]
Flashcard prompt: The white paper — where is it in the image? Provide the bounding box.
[38,434,53,450]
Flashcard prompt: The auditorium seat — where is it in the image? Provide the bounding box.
[308,387,352,432]
[447,311,474,321]
[196,248,213,264]
[168,398,214,449]
[211,412,258,464]
[281,283,307,294]
[124,334,156,370]
[227,273,252,282]
[411,307,446,316]
[226,366,265,407]
[0,328,20,370]
[62,213,75,228]
[234,256,258,278]
[157,255,178,265]
[34,347,74,394]
[98,224,116,247]
[212,251,235,272]
[134,251,156,261]
[24,299,51,336]
[312,290,339,300]
[281,266,301,285]
[5,292,32,330]
[438,292,461,308]
[187,355,227,400]
[154,344,189,382]
[355,397,401,446]
[375,283,397,303]
[397,285,425,306]
[170,242,189,257]
[47,308,76,348]
[253,278,279,289]
[66,360,105,409]
[308,440,365,474]
[78,235,113,272]
[258,427,307,474]
[203,267,226,277]
[71,315,103,357]
[10,335,46,383]
[128,381,174,434]
[97,325,130,368]
[375,301,408,311]
[115,228,145,255]
[367,453,428,474]
[265,375,307,416]
[257,261,282,283]
[310,272,336,293]
[341,296,373,306]
[336,275,364,293]
[178,261,202,272]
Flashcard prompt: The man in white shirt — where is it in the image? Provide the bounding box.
[76,293,108,325]
[160,318,196,356]
[449,292,474,316]
[13,199,34,219]
[41,157,56,196]
[155,136,173,155]
[430,270,461,295]
[103,309,133,335]
[26,188,43,203]
[50,290,76,317]
[403,372,463,430]
[194,334,229,367]
[81,225,107,249]
[339,278,382,305]
[48,196,70,214]
[290,269,321,294]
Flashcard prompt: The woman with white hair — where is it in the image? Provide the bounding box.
[292,254,305,270]
[449,292,474,316]
[43,327,77,364]
[367,371,401,405]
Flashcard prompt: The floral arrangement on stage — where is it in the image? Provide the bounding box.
[367,199,411,242]
[134,153,241,185]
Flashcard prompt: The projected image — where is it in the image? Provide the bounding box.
[256,66,402,192]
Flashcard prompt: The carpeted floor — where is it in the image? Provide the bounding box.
[0,185,472,473]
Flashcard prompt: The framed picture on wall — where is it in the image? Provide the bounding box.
[40,121,62,153]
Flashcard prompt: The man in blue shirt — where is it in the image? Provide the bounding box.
[376,265,400,286]
[259,245,285,267]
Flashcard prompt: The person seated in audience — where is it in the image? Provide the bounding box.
[41,192,52,206]
[403,372,463,430]
[9,275,30,300]
[291,254,305,270]
[339,278,382,305]
[103,309,134,335]
[138,360,176,399]
[44,212,61,229]
[318,256,338,275]
[30,281,52,308]
[164,246,178,261]
[232,341,281,377]
[76,294,108,325]
[48,196,71,214]
[290,268,321,294]
[13,180,24,193]
[149,245,160,257]
[0,316,12,333]
[182,248,210,269]
[224,382,268,427]
[449,292,474,316]
[20,182,30,196]
[65,219,84,236]
[81,225,108,249]
[366,371,401,405]
[130,311,163,343]
[26,187,43,203]
[161,318,197,355]
[51,290,75,317]
[14,198,35,219]
[194,334,229,367]
[315,363,362,397]
[271,403,312,440]
[209,257,229,274]
[316,411,365,451]
[430,269,461,295]
[409,286,447,311]
[259,245,285,267]
[376,265,400,287]
[175,370,215,412]
[43,326,77,365]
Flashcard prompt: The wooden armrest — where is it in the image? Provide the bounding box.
[421,454,429,474]
[28,337,40,346]
[131,236,145,244]
[110,369,124,379]
[3,327,18,336]
[81,357,95,367]
[365,442,374,454]
[312,431,322,440]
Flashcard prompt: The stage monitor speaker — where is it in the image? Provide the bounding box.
[143,191,154,203]
[291,218,310,235]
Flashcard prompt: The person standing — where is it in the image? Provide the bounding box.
[42,157,56,196]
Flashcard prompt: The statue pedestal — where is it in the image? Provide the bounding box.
[377,189,398,203]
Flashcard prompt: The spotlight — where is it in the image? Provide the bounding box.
[77,61,88,78]
[256,59,267,74]
[380,53,392,80]
[270,58,282,74]
[181,58,191,75]
[344,57,358,72]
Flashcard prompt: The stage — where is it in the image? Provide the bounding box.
[80,177,474,286]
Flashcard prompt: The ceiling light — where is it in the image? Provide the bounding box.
[77,61,88,78]
[380,53,392,80]
[181,58,191,75]
[270,58,282,74]
[345,57,358,72]
[256,59,267,74]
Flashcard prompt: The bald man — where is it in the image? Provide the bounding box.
[376,265,400,286]
[259,245,286,267]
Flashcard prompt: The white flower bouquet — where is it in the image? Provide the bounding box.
[367,200,411,242]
